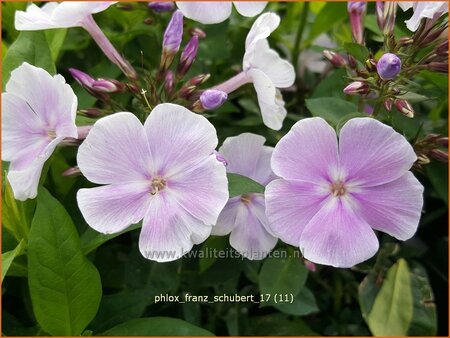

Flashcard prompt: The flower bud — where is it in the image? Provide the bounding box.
[343,81,369,95]
[304,259,316,272]
[323,50,346,67]
[148,2,174,12]
[430,149,448,163]
[214,151,228,166]
[177,35,199,77]
[200,90,228,110]
[365,58,377,72]
[92,79,125,93]
[160,10,183,70]
[377,53,402,80]
[397,37,414,47]
[348,54,358,69]
[382,2,396,36]
[62,166,81,177]
[427,62,448,74]
[383,98,394,111]
[186,73,210,86]
[348,2,366,44]
[78,108,104,118]
[394,99,414,118]
[376,2,384,30]
[164,70,174,95]
[417,154,430,165]
[189,27,206,39]
[179,85,197,99]
[69,68,109,100]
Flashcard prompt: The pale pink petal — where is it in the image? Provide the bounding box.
[339,118,417,187]
[299,198,379,268]
[77,182,150,234]
[404,2,448,31]
[211,197,240,235]
[247,68,286,130]
[168,155,229,225]
[7,137,63,201]
[244,39,295,88]
[229,196,277,260]
[233,2,267,17]
[15,3,59,30]
[219,133,274,185]
[245,12,280,49]
[77,112,150,185]
[265,179,329,247]
[398,2,414,11]
[352,172,424,241]
[271,117,339,183]
[139,195,212,262]
[144,103,218,176]
[176,2,232,24]
[5,63,77,138]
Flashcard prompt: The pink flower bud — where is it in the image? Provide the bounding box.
[323,50,346,67]
[343,81,369,95]
[148,2,175,12]
[177,35,199,77]
[92,79,125,93]
[200,89,228,110]
[164,70,174,95]
[394,99,414,118]
[348,2,366,44]
[377,53,402,80]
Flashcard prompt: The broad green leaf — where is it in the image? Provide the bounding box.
[2,31,55,87]
[1,239,26,281]
[311,68,347,99]
[28,188,102,336]
[101,317,214,336]
[426,162,448,205]
[274,287,319,316]
[248,314,318,336]
[1,2,27,41]
[227,173,265,198]
[344,42,370,63]
[45,28,67,62]
[80,222,141,254]
[259,250,308,307]
[305,97,358,126]
[199,236,228,273]
[307,3,348,43]
[367,259,413,336]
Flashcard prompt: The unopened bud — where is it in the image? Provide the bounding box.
[177,35,199,77]
[164,71,174,95]
[69,68,109,100]
[348,2,366,44]
[395,99,414,118]
[160,10,183,70]
[365,58,377,72]
[383,98,394,111]
[143,17,154,25]
[377,53,402,80]
[417,154,431,165]
[200,89,228,110]
[348,55,358,69]
[323,50,346,67]
[189,27,206,39]
[376,2,384,31]
[179,85,197,99]
[436,40,449,55]
[304,259,316,272]
[397,37,414,47]
[382,2,396,36]
[430,149,448,163]
[427,62,448,74]
[214,151,228,166]
[148,2,175,12]
[92,78,125,93]
[343,81,369,95]
[79,108,104,118]
[62,166,82,177]
[186,73,210,86]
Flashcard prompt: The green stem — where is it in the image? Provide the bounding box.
[292,2,310,75]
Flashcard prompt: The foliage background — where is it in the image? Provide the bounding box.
[1,2,448,336]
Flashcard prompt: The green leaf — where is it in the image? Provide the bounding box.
[305,97,359,126]
[80,222,141,254]
[101,317,215,336]
[248,314,318,336]
[367,258,413,336]
[307,3,348,43]
[259,249,308,307]
[2,31,56,87]
[28,187,102,336]
[274,287,319,316]
[426,162,448,205]
[227,173,265,198]
[1,239,26,281]
[45,29,67,62]
[343,42,370,63]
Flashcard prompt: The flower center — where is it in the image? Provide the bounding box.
[47,128,57,138]
[150,177,166,195]
[330,181,347,197]
[240,193,253,205]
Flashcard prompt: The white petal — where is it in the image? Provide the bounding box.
[211,198,241,235]
[15,3,59,30]
[176,2,232,24]
[233,2,267,17]
[245,12,280,49]
[398,2,414,11]
[247,68,287,130]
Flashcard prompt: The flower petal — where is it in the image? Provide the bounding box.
[144,103,218,176]
[229,195,277,260]
[233,2,267,17]
[5,63,77,139]
[7,137,63,201]
[352,172,424,241]
[77,182,151,234]
[271,117,339,183]
[339,118,417,187]
[219,133,274,185]
[139,195,212,262]
[265,179,328,247]
[404,2,448,31]
[245,12,280,49]
[15,3,59,30]
[247,68,287,130]
[244,39,295,88]
[299,198,379,268]
[168,155,229,225]
[176,2,232,24]
[77,112,151,185]
[211,197,240,235]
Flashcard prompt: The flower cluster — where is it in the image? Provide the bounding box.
[4,1,444,270]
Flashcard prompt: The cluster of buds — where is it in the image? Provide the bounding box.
[413,133,448,170]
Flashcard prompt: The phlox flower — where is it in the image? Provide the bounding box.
[212,133,278,260]
[15,2,137,79]
[1,62,78,200]
[214,13,295,130]
[176,1,267,24]
[76,104,229,262]
[265,117,424,268]
[398,2,448,31]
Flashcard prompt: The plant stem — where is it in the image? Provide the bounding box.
[292,2,310,75]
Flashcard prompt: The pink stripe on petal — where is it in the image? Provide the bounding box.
[299,198,379,268]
